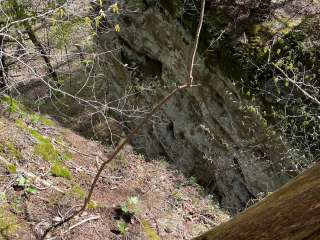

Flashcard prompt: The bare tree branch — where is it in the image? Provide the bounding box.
[273,63,320,106]
[189,0,206,86]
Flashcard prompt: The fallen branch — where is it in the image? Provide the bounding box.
[68,215,101,231]
[47,215,101,240]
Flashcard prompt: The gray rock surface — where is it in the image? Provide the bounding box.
[93,1,291,212]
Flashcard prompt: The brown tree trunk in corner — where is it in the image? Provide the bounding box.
[194,164,320,240]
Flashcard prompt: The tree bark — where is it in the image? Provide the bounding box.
[0,35,7,91]
[194,164,320,240]
[24,23,60,87]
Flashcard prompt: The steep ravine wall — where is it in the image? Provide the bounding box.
[92,0,292,212]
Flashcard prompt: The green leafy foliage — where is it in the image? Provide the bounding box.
[188,176,197,186]
[29,114,55,126]
[25,186,38,194]
[116,221,128,235]
[16,175,27,186]
[0,192,6,201]
[121,196,140,214]
[50,21,76,48]
[15,175,38,195]
[171,189,184,202]
[214,13,320,167]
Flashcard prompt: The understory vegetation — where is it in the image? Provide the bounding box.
[195,0,320,170]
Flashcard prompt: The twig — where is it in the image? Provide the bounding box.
[188,0,206,86]
[68,215,100,231]
[273,64,320,106]
[47,215,101,240]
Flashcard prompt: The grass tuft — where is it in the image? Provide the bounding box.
[51,162,72,179]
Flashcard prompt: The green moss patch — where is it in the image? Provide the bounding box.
[30,114,56,127]
[142,219,161,240]
[5,141,22,160]
[51,162,72,179]
[67,183,87,199]
[87,200,98,210]
[6,163,17,174]
[0,205,19,238]
[15,118,28,129]
[34,138,60,162]
[15,115,72,179]
[2,95,56,128]
[1,95,26,116]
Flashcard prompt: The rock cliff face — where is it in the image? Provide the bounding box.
[92,0,291,212]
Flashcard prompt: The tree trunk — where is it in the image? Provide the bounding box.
[24,23,60,87]
[0,35,7,91]
[194,164,320,240]
[10,0,59,87]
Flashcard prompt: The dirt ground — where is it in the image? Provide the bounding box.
[0,100,229,240]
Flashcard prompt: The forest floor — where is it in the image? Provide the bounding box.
[0,98,229,240]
